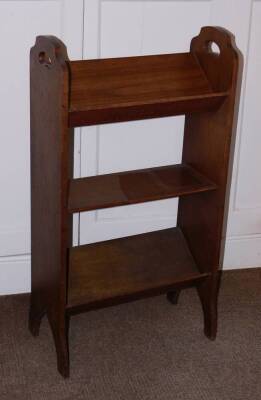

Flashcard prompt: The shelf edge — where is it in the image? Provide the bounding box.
[66,272,210,314]
[68,93,228,127]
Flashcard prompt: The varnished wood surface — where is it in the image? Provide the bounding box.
[178,27,241,339]
[68,53,228,126]
[68,164,217,213]
[178,27,240,275]
[67,228,209,310]
[30,36,72,377]
[30,27,242,377]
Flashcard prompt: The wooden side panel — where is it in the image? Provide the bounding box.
[178,27,242,340]
[178,27,241,274]
[30,36,71,376]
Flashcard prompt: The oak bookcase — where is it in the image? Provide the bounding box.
[29,27,241,377]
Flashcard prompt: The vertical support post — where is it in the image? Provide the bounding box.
[30,36,72,377]
[177,27,241,339]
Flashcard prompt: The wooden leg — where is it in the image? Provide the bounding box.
[29,296,46,337]
[167,290,181,305]
[197,272,221,340]
[48,309,70,378]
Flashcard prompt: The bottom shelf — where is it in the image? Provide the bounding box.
[67,227,208,311]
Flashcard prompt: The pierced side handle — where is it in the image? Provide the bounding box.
[38,51,53,67]
[191,26,237,55]
[190,26,240,92]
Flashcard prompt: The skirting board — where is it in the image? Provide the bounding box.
[0,255,31,295]
[1,235,261,295]
[223,234,261,270]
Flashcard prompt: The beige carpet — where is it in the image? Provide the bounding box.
[0,269,260,400]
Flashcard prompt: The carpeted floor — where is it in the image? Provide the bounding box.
[0,269,260,400]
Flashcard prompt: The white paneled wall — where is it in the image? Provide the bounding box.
[235,3,261,211]
[0,0,260,294]
[0,0,84,293]
[79,0,212,245]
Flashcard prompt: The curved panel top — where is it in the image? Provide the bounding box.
[190,26,241,92]
[30,35,69,71]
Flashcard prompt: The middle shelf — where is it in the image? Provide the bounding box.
[68,163,217,213]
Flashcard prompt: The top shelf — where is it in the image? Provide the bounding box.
[68,53,228,127]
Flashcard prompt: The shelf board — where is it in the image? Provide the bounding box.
[68,164,217,213]
[67,227,208,311]
[68,53,228,127]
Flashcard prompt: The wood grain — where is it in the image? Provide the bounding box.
[30,36,72,378]
[68,53,228,126]
[67,228,209,311]
[178,26,241,339]
[68,164,217,213]
[30,27,241,377]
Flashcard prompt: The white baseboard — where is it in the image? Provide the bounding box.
[0,255,31,295]
[223,234,261,270]
[0,235,260,295]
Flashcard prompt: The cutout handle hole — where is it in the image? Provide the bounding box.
[207,41,221,56]
[38,52,52,67]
